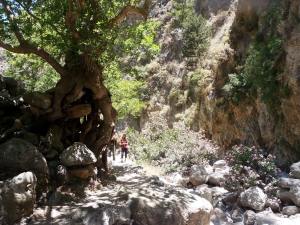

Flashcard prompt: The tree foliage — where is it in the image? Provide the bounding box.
[0,0,155,172]
[1,1,159,115]
[104,62,147,120]
[171,0,210,58]
[181,11,210,58]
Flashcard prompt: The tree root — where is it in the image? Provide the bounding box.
[0,112,32,144]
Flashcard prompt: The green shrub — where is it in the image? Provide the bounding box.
[181,12,210,58]
[127,117,220,175]
[170,0,211,59]
[168,89,185,108]
[222,73,246,105]
[189,70,204,86]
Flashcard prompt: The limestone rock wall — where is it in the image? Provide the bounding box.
[132,0,300,169]
[207,0,300,169]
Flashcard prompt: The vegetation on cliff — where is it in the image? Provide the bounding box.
[223,0,290,115]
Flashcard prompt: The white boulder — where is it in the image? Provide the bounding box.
[189,165,213,186]
[238,186,266,211]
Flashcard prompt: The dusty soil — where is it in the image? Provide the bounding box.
[23,155,143,225]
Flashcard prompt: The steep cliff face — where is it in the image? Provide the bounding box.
[135,0,300,169]
[208,0,300,169]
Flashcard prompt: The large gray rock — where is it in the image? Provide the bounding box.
[255,211,300,225]
[189,165,213,186]
[0,172,37,224]
[289,185,300,206]
[60,142,97,167]
[282,206,300,215]
[238,186,266,211]
[290,162,300,179]
[278,177,300,188]
[244,210,256,225]
[129,187,213,225]
[208,171,227,186]
[0,138,49,179]
[83,207,114,225]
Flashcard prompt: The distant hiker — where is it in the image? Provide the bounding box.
[109,130,118,160]
[120,133,128,162]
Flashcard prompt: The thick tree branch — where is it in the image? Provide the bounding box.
[76,0,87,13]
[0,40,68,76]
[65,0,82,44]
[106,0,152,29]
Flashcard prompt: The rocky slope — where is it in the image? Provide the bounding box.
[132,0,300,169]
[15,157,300,225]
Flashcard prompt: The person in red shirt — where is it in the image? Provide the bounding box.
[120,133,128,162]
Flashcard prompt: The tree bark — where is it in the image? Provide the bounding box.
[27,53,118,172]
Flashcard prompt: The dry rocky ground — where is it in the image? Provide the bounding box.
[12,155,300,225]
[20,155,213,225]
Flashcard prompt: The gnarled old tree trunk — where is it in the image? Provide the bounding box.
[31,52,117,172]
[0,0,152,173]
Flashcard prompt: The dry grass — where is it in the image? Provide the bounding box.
[146,60,161,74]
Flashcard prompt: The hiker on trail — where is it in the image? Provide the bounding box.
[109,130,118,160]
[120,133,128,162]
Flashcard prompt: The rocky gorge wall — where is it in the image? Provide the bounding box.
[132,0,300,170]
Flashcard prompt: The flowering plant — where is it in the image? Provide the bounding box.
[222,145,280,193]
[127,116,220,175]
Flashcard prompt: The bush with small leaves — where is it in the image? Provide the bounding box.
[127,117,220,175]
[222,145,280,195]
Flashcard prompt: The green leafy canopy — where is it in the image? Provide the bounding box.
[0,0,160,118]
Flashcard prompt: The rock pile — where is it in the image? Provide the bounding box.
[165,160,300,225]
[0,75,102,223]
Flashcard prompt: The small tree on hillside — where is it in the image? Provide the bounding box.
[181,12,210,58]
[0,0,154,171]
[171,0,210,69]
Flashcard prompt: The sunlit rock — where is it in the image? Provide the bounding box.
[238,186,266,210]
[189,165,213,186]
[289,185,300,206]
[290,162,300,179]
[282,206,300,215]
[60,142,97,167]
